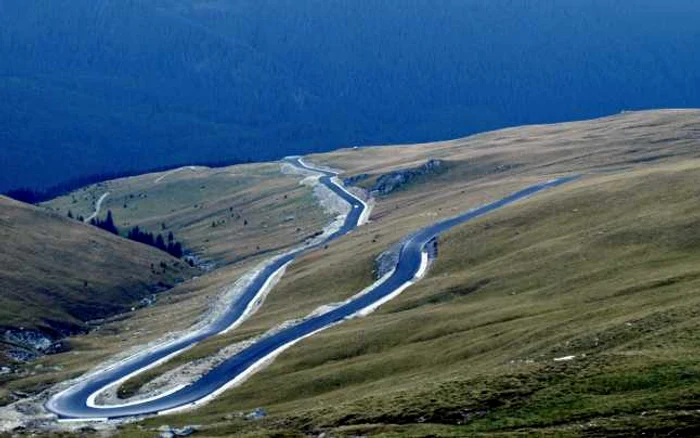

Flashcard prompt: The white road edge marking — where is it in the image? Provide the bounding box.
[57,417,109,423]
[297,157,372,225]
[354,250,429,318]
[415,250,430,279]
[82,260,293,408]
[220,261,292,335]
[296,157,339,175]
[330,176,372,226]
[157,250,430,416]
[156,324,331,416]
[51,175,576,420]
[86,346,196,409]
[49,157,376,419]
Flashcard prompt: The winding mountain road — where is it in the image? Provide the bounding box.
[46,158,577,420]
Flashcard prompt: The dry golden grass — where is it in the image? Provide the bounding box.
[311,109,700,178]
[7,110,700,437]
[0,195,195,404]
[3,163,326,404]
[135,159,700,437]
[115,110,700,436]
[0,256,261,405]
[43,162,330,264]
[0,196,192,332]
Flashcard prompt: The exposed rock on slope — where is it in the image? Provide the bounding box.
[343,173,371,186]
[370,159,447,196]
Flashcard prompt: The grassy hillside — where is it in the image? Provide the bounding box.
[0,196,194,335]
[4,110,700,435]
[43,162,330,264]
[107,110,700,436]
[131,164,700,437]
[0,197,193,338]
[1,161,329,407]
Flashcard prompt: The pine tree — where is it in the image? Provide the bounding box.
[124,225,185,259]
[169,242,183,258]
[128,226,140,241]
[104,210,118,234]
[155,234,166,251]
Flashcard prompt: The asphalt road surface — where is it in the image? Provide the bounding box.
[46,159,577,420]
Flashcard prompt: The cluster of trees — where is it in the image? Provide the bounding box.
[127,226,184,259]
[88,210,184,259]
[66,210,84,222]
[90,210,118,235]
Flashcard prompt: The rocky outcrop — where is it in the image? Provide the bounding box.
[2,329,64,362]
[343,173,370,186]
[374,244,401,279]
[3,330,53,352]
[370,159,446,196]
[158,425,198,437]
[245,407,267,420]
[374,237,439,280]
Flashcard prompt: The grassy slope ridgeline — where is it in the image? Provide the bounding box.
[0,196,193,335]
[43,163,330,265]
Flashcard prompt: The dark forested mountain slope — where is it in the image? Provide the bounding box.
[1,0,699,191]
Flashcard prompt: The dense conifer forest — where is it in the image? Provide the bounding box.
[1,0,699,192]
